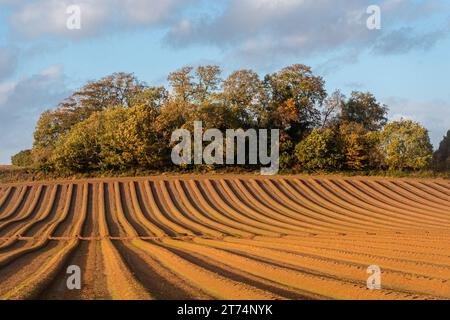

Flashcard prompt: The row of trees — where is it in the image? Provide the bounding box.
[11,65,450,174]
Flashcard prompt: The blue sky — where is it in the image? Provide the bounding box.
[0,0,449,164]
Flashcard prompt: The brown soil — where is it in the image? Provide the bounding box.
[0,175,448,300]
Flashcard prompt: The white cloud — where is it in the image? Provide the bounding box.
[0,66,70,164]
[165,0,450,66]
[5,0,198,39]
[3,0,449,67]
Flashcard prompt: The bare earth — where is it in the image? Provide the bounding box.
[0,175,449,300]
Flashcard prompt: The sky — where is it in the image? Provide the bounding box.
[0,0,449,164]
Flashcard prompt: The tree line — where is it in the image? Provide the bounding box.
[11,65,450,174]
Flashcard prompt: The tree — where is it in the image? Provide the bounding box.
[130,86,168,111]
[51,113,104,173]
[223,69,264,128]
[32,73,148,169]
[155,100,189,141]
[167,66,224,123]
[341,91,388,131]
[379,120,433,171]
[433,130,450,172]
[338,122,381,170]
[295,129,343,171]
[321,90,345,129]
[24,64,441,176]
[167,66,195,106]
[52,103,166,173]
[75,72,145,112]
[194,65,222,104]
[11,150,33,167]
[279,131,295,169]
[99,105,167,170]
[265,64,327,140]
[32,109,75,169]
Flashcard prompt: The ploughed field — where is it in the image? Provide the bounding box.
[0,176,449,300]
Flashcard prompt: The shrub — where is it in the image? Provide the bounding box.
[11,150,33,167]
[295,129,343,171]
[51,113,104,173]
[51,105,167,173]
[379,120,433,171]
[338,122,382,170]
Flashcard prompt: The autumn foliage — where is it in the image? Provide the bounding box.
[11,65,444,174]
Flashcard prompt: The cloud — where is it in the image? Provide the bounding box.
[386,97,450,149]
[316,49,360,76]
[0,66,70,164]
[167,0,371,53]
[0,47,19,80]
[164,0,450,66]
[2,0,449,68]
[5,0,198,39]
[373,26,450,55]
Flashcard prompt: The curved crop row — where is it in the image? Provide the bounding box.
[0,176,448,300]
